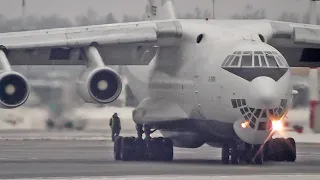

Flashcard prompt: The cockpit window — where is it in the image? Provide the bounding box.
[275,56,284,67]
[260,56,267,67]
[254,55,260,67]
[231,56,240,66]
[222,55,230,66]
[254,51,264,55]
[224,55,234,66]
[265,54,278,67]
[241,55,252,67]
[223,51,289,68]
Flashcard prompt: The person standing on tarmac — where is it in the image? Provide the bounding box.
[109,113,121,142]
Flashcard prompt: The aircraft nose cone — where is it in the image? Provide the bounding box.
[249,76,279,108]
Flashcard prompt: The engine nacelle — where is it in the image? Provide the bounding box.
[0,71,30,109]
[76,67,122,104]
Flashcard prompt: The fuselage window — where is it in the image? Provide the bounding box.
[249,121,255,129]
[266,54,278,67]
[241,55,252,67]
[260,56,267,67]
[251,117,257,124]
[254,109,262,118]
[231,56,240,66]
[254,55,260,67]
[261,110,267,118]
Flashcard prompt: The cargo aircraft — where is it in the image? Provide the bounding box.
[1,0,320,164]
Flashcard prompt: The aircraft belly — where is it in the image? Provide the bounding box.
[155,119,236,148]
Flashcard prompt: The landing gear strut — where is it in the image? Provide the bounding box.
[113,124,174,161]
[221,137,296,165]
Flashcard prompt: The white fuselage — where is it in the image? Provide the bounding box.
[123,19,293,147]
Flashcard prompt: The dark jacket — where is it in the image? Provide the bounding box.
[109,115,121,130]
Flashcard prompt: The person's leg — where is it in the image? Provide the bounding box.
[111,129,115,142]
[115,129,120,137]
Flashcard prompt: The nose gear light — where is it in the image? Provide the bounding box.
[272,120,283,131]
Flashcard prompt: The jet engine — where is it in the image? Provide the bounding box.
[76,67,122,104]
[0,71,30,109]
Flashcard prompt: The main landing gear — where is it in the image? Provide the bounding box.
[113,124,174,161]
[221,137,296,165]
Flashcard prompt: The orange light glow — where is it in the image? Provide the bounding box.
[241,121,249,128]
[272,120,283,131]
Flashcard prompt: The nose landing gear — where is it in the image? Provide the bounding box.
[221,140,263,165]
[221,137,296,165]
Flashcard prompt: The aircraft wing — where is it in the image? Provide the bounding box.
[238,20,320,67]
[0,19,182,66]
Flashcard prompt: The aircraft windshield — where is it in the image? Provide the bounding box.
[222,51,289,68]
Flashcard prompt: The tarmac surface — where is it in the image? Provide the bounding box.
[0,130,319,179]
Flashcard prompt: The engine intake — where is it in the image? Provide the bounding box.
[76,67,122,104]
[0,72,29,108]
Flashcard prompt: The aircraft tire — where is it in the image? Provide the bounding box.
[230,144,239,164]
[148,137,164,161]
[253,145,263,165]
[277,138,287,161]
[114,136,123,160]
[162,138,174,161]
[120,137,135,161]
[263,140,270,162]
[133,138,146,161]
[266,138,289,162]
[285,138,296,162]
[221,144,230,164]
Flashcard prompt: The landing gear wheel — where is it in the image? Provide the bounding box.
[114,136,123,160]
[221,144,230,164]
[263,141,269,162]
[230,144,239,164]
[162,138,174,161]
[133,138,146,161]
[285,138,296,162]
[263,137,296,162]
[253,145,263,165]
[113,123,174,162]
[120,137,135,161]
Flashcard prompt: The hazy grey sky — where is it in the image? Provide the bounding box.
[0,0,316,21]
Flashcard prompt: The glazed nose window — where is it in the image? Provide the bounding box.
[221,51,289,68]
